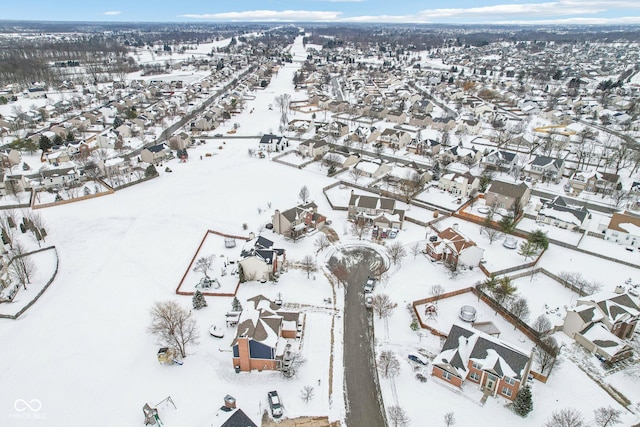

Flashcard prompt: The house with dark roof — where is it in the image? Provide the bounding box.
[258,134,287,152]
[485,180,531,213]
[569,170,619,195]
[431,324,533,401]
[297,138,330,158]
[219,408,257,427]
[481,150,519,172]
[238,237,285,282]
[523,156,565,183]
[231,294,301,372]
[604,211,640,248]
[272,202,327,239]
[425,226,484,268]
[348,191,404,229]
[563,291,639,362]
[536,196,591,231]
[141,143,172,165]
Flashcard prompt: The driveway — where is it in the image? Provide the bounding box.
[327,246,386,427]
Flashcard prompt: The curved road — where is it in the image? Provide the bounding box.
[328,247,386,427]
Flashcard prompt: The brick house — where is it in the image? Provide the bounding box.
[272,202,327,239]
[432,324,533,401]
[231,294,301,372]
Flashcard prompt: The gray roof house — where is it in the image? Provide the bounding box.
[536,196,590,231]
[485,181,531,213]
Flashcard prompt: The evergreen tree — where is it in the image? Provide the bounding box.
[38,135,52,152]
[512,385,533,417]
[192,290,207,310]
[53,134,63,145]
[231,296,243,312]
[145,164,158,178]
[528,229,549,251]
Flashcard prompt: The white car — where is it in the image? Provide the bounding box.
[364,294,374,308]
[364,277,376,293]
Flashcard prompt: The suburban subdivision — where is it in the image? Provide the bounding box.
[0,15,640,427]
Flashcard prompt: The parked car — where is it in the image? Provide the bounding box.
[364,294,374,308]
[267,391,283,418]
[364,277,376,293]
[408,354,427,366]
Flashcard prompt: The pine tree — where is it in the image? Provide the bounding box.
[231,296,243,312]
[512,385,533,417]
[192,290,207,310]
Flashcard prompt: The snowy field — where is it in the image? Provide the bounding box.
[511,274,579,327]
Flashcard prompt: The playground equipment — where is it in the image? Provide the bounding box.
[143,396,176,426]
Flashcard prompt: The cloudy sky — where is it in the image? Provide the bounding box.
[3,0,640,25]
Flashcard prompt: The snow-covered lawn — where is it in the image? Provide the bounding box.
[510,273,579,327]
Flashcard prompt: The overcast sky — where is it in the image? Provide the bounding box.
[3,0,640,25]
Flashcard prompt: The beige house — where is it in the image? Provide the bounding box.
[0,149,22,168]
[377,129,411,150]
[141,143,172,165]
[298,138,330,158]
[272,202,327,239]
[485,180,531,212]
[438,172,479,198]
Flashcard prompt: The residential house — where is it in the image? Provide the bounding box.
[431,324,533,401]
[45,147,72,165]
[386,110,406,124]
[377,128,411,150]
[0,174,28,197]
[425,226,484,268]
[141,143,172,165]
[231,294,301,372]
[536,196,591,231]
[298,138,330,158]
[411,99,434,115]
[385,163,432,190]
[318,121,349,138]
[238,236,285,282]
[272,202,327,239]
[0,149,22,169]
[169,132,192,150]
[482,150,518,172]
[321,151,360,169]
[604,211,640,248]
[348,191,404,229]
[485,181,531,213]
[438,172,479,198]
[570,170,619,195]
[563,291,639,362]
[38,167,80,189]
[440,145,481,166]
[523,156,565,183]
[258,134,287,152]
[353,159,391,178]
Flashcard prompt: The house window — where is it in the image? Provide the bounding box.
[469,372,480,382]
[504,376,516,386]
[442,371,452,381]
[471,362,482,370]
[501,387,513,397]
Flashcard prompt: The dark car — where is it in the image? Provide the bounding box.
[408,354,427,365]
[267,391,283,418]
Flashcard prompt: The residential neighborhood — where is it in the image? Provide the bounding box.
[0,15,640,427]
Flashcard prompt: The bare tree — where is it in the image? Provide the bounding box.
[444,412,456,427]
[372,293,397,319]
[148,300,200,358]
[314,234,330,254]
[594,406,623,427]
[532,314,552,335]
[430,284,445,305]
[9,243,36,290]
[387,241,407,265]
[388,405,410,427]
[350,218,371,240]
[27,211,47,244]
[193,255,214,279]
[300,254,316,278]
[536,335,559,374]
[349,166,364,184]
[410,242,421,259]
[299,385,315,404]
[509,297,530,327]
[544,408,584,427]
[298,185,310,204]
[377,350,400,378]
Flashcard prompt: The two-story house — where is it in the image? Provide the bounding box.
[570,170,619,195]
[485,181,531,213]
[238,236,285,282]
[563,291,639,362]
[348,191,404,229]
[432,324,533,401]
[272,202,327,240]
[298,138,330,158]
[523,156,565,184]
[536,196,591,231]
[604,211,640,248]
[231,294,301,372]
[425,226,484,268]
[438,172,479,198]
